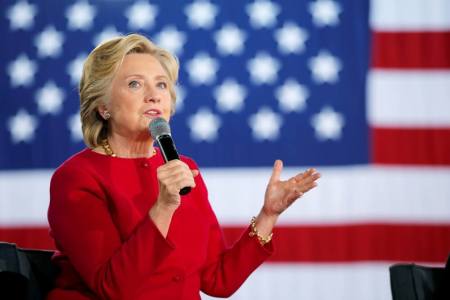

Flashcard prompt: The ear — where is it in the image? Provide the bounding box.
[97,104,111,120]
[97,104,107,115]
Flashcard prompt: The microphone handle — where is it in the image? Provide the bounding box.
[179,186,191,195]
[156,134,191,195]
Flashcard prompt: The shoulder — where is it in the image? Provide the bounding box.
[48,150,108,224]
[50,149,107,207]
[51,148,99,184]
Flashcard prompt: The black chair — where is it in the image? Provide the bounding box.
[0,242,58,300]
[390,254,450,300]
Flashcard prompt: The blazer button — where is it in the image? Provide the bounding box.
[172,274,183,282]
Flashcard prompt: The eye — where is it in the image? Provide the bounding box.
[128,80,141,89]
[157,81,168,89]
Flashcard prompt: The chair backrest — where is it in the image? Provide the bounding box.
[0,242,58,300]
[390,255,450,300]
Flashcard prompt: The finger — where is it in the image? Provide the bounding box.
[160,159,190,172]
[294,168,316,181]
[288,173,320,195]
[295,180,318,195]
[172,175,196,191]
[269,159,283,184]
[301,181,318,193]
[293,170,320,186]
[166,168,198,187]
[159,167,193,183]
[157,162,176,177]
[304,172,321,186]
[160,172,196,194]
[158,160,190,175]
[157,166,193,187]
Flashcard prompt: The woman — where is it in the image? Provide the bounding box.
[47,33,320,300]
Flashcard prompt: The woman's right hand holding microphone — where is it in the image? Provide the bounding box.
[149,160,199,237]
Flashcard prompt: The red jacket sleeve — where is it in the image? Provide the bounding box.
[48,164,174,300]
[200,217,273,297]
[183,159,274,297]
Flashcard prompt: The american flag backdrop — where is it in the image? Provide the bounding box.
[1,0,450,299]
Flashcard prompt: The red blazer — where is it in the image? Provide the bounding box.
[47,149,272,300]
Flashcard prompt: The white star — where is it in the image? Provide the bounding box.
[68,112,83,142]
[308,50,342,84]
[275,79,309,113]
[175,85,186,112]
[214,23,246,56]
[66,0,96,30]
[155,26,186,56]
[93,26,122,46]
[275,22,308,54]
[34,26,65,58]
[7,109,38,143]
[125,0,158,30]
[188,108,221,142]
[185,0,218,29]
[7,54,37,87]
[309,0,341,27]
[186,52,219,85]
[249,107,283,141]
[35,81,65,115]
[67,53,87,85]
[214,78,247,112]
[311,106,345,140]
[246,0,280,29]
[6,1,37,30]
[247,52,280,85]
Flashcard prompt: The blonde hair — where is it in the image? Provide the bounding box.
[79,33,179,148]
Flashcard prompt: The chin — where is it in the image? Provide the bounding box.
[143,115,155,122]
[144,115,163,122]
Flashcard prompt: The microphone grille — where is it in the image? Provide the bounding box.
[149,117,171,139]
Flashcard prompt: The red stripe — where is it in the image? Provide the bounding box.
[372,31,450,69]
[1,224,449,263]
[371,127,450,165]
[0,227,55,249]
[223,224,450,263]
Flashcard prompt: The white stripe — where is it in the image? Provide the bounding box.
[0,170,50,226]
[203,263,398,300]
[205,166,450,225]
[3,166,450,226]
[367,70,450,127]
[370,0,450,31]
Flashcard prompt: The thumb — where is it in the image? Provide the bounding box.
[191,169,200,177]
[269,160,283,184]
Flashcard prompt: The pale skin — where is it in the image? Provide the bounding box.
[96,53,321,239]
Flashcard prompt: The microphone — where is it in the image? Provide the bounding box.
[149,117,191,195]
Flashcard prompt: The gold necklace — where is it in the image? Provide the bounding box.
[101,139,116,157]
[101,139,156,158]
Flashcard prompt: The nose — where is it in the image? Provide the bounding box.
[144,87,160,103]
[144,96,159,103]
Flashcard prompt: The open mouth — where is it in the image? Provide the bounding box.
[144,109,162,118]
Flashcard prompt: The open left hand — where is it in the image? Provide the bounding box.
[262,160,320,217]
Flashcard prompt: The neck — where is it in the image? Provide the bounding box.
[106,133,155,158]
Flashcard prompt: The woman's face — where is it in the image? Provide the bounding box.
[104,53,172,139]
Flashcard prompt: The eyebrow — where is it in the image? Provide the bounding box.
[125,74,169,81]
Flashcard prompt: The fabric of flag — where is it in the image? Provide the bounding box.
[0,0,449,299]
